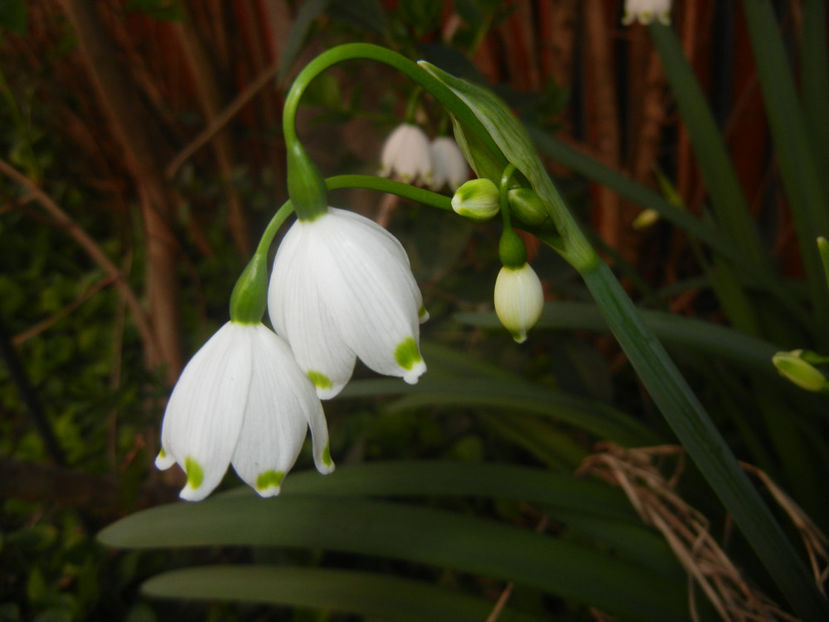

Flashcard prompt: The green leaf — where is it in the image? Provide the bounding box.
[418,61,596,271]
[648,24,765,266]
[278,0,331,80]
[742,2,829,348]
[343,375,661,446]
[526,129,810,327]
[280,460,640,524]
[100,495,689,621]
[456,303,780,377]
[142,565,541,622]
[580,264,828,622]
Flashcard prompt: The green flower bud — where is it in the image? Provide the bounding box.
[772,351,827,392]
[451,178,500,221]
[494,263,544,343]
[507,187,548,225]
[632,208,660,230]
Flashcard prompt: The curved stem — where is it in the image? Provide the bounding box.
[499,164,517,231]
[253,176,453,258]
[326,175,452,211]
[282,43,502,170]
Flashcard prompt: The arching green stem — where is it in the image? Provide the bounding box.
[282,44,502,217]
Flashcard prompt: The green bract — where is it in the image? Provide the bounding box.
[418,60,597,272]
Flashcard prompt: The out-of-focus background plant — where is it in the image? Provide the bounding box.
[2,1,827,620]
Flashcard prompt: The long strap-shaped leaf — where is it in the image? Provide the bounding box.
[742,0,829,347]
[142,566,541,622]
[417,60,828,621]
[100,495,688,621]
[456,302,781,377]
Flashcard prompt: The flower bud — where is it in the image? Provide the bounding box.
[772,351,827,392]
[507,187,548,225]
[632,208,660,230]
[494,263,544,343]
[451,178,500,221]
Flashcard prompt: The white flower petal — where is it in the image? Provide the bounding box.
[269,219,357,398]
[160,322,252,501]
[230,326,314,497]
[429,137,469,191]
[380,124,432,185]
[312,210,426,383]
[622,0,671,25]
[494,264,544,344]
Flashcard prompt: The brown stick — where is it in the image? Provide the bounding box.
[583,0,622,250]
[0,158,161,364]
[171,9,250,254]
[165,60,281,180]
[59,0,183,380]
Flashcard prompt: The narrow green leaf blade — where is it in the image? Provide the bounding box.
[101,495,689,621]
[142,565,541,622]
[456,302,780,377]
[742,1,829,347]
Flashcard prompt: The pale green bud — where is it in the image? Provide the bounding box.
[507,188,548,226]
[451,178,500,221]
[494,263,544,343]
[772,351,827,392]
[632,208,660,230]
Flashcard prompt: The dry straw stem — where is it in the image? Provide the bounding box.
[578,443,809,622]
[740,462,829,593]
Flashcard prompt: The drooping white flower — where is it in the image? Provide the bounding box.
[429,137,469,191]
[380,123,433,185]
[494,263,544,343]
[268,207,427,399]
[622,0,671,25]
[155,321,333,501]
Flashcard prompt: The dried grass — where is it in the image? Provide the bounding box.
[578,443,825,622]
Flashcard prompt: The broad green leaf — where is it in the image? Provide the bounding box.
[280,460,639,524]
[343,375,661,446]
[142,566,541,622]
[100,495,689,621]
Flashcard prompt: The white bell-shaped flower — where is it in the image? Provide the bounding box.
[622,0,671,25]
[429,137,469,191]
[268,207,427,399]
[155,321,333,501]
[494,263,544,343]
[380,123,433,185]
